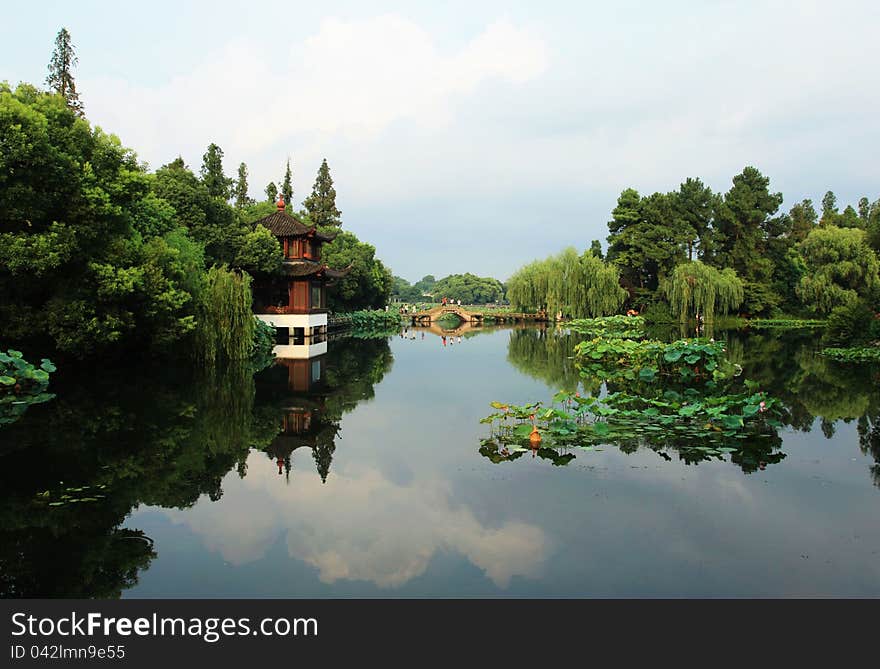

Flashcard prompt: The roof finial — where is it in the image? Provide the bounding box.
[276,192,286,211]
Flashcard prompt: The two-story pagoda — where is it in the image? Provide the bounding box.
[252,194,350,348]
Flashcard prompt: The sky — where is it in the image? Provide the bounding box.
[3,0,879,282]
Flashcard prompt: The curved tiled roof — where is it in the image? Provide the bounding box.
[280,260,353,278]
[254,210,338,242]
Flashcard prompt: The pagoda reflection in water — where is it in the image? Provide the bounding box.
[256,329,394,484]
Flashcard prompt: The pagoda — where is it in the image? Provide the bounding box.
[251,193,350,353]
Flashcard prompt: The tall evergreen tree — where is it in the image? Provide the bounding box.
[789,199,818,242]
[280,159,293,205]
[589,240,604,259]
[265,182,278,203]
[606,189,689,291]
[712,167,786,314]
[232,162,253,208]
[200,143,231,199]
[302,158,343,227]
[821,190,838,225]
[674,177,716,261]
[858,197,870,225]
[45,27,83,115]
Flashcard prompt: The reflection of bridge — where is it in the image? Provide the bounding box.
[409,305,483,325]
[407,305,548,326]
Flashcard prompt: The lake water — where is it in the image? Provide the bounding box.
[1,325,879,597]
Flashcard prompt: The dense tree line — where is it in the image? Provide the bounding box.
[505,166,880,328]
[605,167,880,320]
[391,273,504,304]
[0,82,390,359]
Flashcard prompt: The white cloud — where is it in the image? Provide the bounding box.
[83,15,548,169]
[159,451,549,589]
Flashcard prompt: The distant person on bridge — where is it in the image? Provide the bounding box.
[457,299,461,306]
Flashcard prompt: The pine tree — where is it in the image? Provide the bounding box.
[821,190,838,225]
[280,159,293,205]
[45,27,84,115]
[789,199,818,242]
[302,158,343,227]
[265,182,278,203]
[200,143,231,199]
[232,162,253,208]
[858,197,870,224]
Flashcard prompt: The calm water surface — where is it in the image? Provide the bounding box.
[2,326,879,597]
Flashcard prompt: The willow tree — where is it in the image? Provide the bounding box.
[507,247,626,318]
[664,261,744,323]
[193,266,256,364]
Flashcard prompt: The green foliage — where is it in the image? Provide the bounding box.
[745,318,826,329]
[663,261,744,322]
[265,181,278,203]
[568,315,646,338]
[480,386,781,465]
[823,301,880,346]
[391,276,423,302]
[606,189,691,291]
[45,27,83,115]
[507,247,626,317]
[280,159,293,205]
[249,318,277,372]
[0,86,208,356]
[789,199,818,242]
[821,347,880,363]
[232,162,253,209]
[574,336,739,386]
[796,226,880,315]
[318,230,392,311]
[337,309,402,334]
[152,159,280,274]
[431,272,505,304]
[193,267,255,364]
[302,158,342,227]
[199,143,232,199]
[0,349,56,425]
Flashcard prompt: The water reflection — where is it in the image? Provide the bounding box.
[485,326,880,485]
[0,336,393,597]
[1,324,879,597]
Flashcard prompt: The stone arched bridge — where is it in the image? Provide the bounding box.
[408,305,484,325]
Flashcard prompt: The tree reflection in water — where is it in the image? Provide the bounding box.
[496,325,880,482]
[0,336,393,597]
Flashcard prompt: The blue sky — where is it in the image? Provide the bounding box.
[4,1,878,281]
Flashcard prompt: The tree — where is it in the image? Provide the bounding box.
[302,159,342,227]
[319,230,392,311]
[192,267,256,363]
[796,226,880,314]
[663,261,744,323]
[265,182,278,203]
[674,177,716,261]
[200,143,231,199]
[507,248,626,318]
[280,159,293,205]
[712,167,786,314]
[858,197,871,225]
[232,162,253,209]
[45,27,83,115]
[0,84,200,356]
[153,159,277,274]
[837,205,862,229]
[789,199,818,242]
[821,191,838,225]
[589,240,603,258]
[606,189,689,292]
[431,273,505,304]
